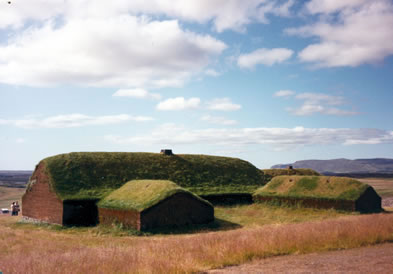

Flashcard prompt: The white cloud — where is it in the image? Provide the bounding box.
[273,90,295,98]
[285,92,358,116]
[0,0,295,32]
[207,98,242,111]
[201,115,237,125]
[113,89,161,100]
[0,114,153,129]
[237,48,293,68]
[0,16,226,88]
[156,97,201,111]
[105,125,393,147]
[287,0,393,67]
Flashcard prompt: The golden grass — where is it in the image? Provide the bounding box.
[1,213,393,273]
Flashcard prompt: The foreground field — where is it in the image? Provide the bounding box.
[1,210,393,273]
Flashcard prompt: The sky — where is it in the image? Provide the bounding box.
[1,0,393,170]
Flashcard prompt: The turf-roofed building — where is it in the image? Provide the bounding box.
[253,176,382,212]
[98,180,213,230]
[22,151,264,227]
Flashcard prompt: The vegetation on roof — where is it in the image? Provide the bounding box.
[97,180,210,211]
[253,176,370,201]
[37,152,264,200]
[262,168,320,182]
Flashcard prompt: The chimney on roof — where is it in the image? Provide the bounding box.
[160,149,173,156]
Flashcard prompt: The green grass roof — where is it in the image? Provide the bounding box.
[33,152,264,200]
[97,180,210,211]
[262,168,320,181]
[253,176,370,201]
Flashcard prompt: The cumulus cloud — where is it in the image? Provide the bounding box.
[287,0,393,67]
[237,48,293,68]
[201,115,237,125]
[0,114,153,129]
[0,16,226,88]
[156,97,201,111]
[0,0,295,32]
[105,125,393,147]
[113,89,161,100]
[206,98,242,111]
[273,90,295,98]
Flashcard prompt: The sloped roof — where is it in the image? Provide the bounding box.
[29,152,264,200]
[97,180,211,211]
[253,176,371,201]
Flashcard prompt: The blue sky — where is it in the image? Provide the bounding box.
[1,0,393,170]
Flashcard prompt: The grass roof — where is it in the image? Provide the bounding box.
[97,180,210,211]
[253,176,370,201]
[35,152,264,200]
[262,168,320,182]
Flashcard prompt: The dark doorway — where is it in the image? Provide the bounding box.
[201,193,253,205]
[63,200,98,226]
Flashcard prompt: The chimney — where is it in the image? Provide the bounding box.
[160,149,173,156]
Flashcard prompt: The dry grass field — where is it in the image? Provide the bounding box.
[1,213,393,273]
[0,177,393,273]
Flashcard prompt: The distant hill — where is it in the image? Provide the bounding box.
[0,171,32,188]
[271,158,393,175]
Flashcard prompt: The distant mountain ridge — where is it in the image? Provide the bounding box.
[271,158,393,174]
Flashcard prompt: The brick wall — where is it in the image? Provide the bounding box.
[98,208,141,230]
[22,162,63,225]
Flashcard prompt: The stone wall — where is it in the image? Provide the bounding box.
[21,162,63,224]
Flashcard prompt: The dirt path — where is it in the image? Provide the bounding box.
[208,243,393,273]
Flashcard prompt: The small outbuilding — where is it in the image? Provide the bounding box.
[253,176,382,212]
[98,180,214,230]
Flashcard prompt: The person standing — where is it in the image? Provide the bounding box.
[14,201,20,216]
[10,202,15,216]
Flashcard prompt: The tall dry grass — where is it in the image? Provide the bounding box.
[1,213,393,273]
